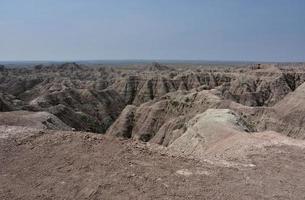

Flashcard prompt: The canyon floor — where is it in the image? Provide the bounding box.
[1,62,305,199]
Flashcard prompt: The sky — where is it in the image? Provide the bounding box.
[0,0,305,62]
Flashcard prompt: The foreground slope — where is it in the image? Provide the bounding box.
[1,128,305,199]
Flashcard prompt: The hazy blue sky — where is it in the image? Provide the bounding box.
[1,0,305,61]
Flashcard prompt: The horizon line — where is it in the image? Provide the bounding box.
[0,59,304,65]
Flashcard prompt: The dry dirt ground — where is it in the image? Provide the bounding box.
[1,130,305,200]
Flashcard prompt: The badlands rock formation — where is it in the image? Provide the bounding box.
[2,62,305,199]
[167,109,253,159]
[2,62,305,139]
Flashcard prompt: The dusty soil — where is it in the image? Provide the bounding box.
[1,130,305,200]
